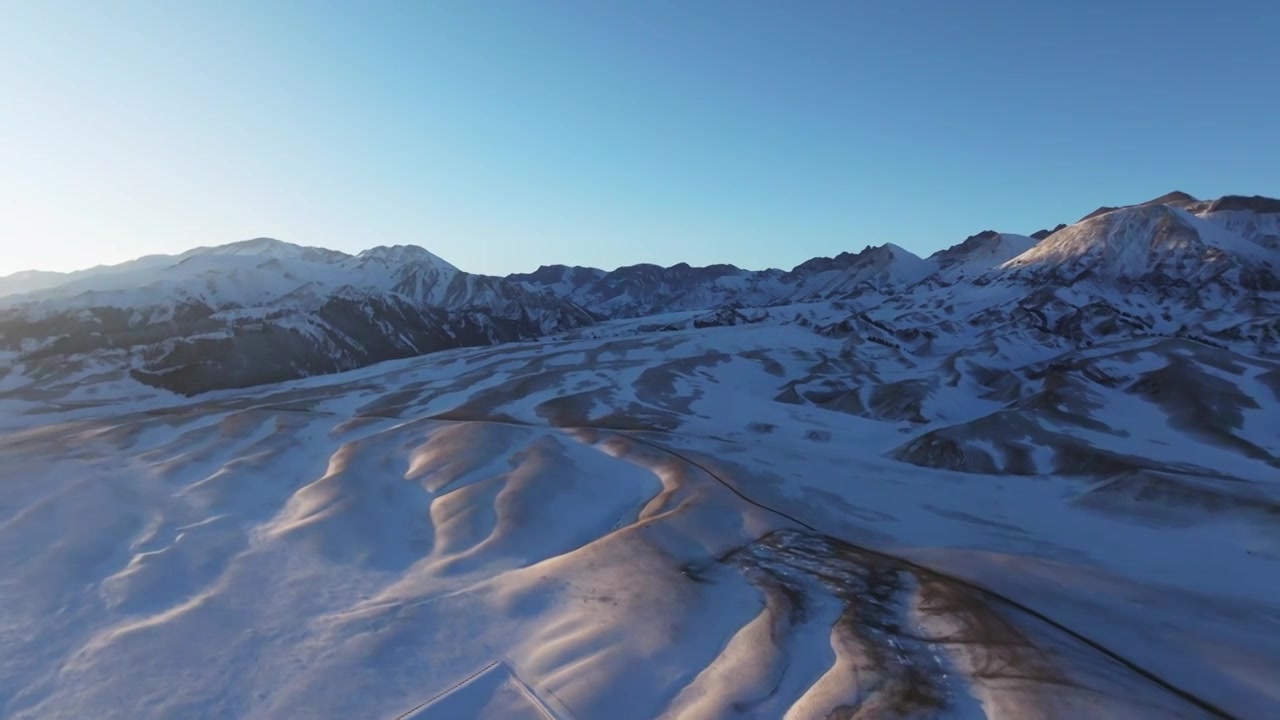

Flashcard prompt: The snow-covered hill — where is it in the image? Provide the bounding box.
[3,311,1277,718]
[927,231,1039,284]
[999,204,1276,291]
[2,190,1279,718]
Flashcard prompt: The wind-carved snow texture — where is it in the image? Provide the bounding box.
[1,191,1278,718]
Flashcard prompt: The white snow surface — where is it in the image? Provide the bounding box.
[2,192,1279,718]
[3,315,1278,719]
[929,233,1039,284]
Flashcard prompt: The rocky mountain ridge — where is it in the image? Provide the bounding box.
[1,191,1276,395]
[0,238,597,393]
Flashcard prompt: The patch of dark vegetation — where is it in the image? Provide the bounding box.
[815,318,857,337]
[1174,332,1228,350]
[858,312,893,335]
[692,306,767,329]
[866,335,904,350]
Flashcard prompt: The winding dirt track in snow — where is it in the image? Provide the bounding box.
[198,400,1235,719]
[424,413,1238,720]
[2,377,1255,718]
[620,437,1233,719]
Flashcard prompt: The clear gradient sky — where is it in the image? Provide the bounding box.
[3,0,1277,277]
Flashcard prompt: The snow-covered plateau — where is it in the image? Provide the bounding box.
[1,192,1277,718]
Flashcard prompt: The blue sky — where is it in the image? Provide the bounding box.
[3,0,1277,276]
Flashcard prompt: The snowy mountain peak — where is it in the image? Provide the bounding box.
[999,202,1275,288]
[853,242,914,263]
[352,244,459,271]
[1078,191,1200,223]
[1010,204,1190,272]
[926,230,1038,283]
[780,242,934,301]
[203,237,294,254]
[0,270,67,299]
[1202,194,1280,214]
[510,264,607,288]
[931,231,1019,262]
[1141,190,1199,207]
[791,242,921,275]
[1191,195,1280,252]
[1031,224,1067,240]
[861,242,922,268]
[183,237,348,263]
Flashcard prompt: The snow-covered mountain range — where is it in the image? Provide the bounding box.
[0,238,597,393]
[2,192,1275,395]
[2,191,1279,718]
